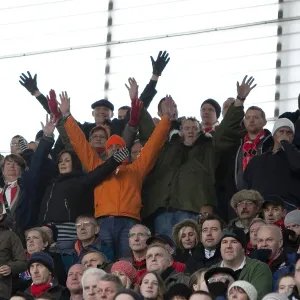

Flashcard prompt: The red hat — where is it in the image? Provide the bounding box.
[110,260,137,284]
[105,134,126,151]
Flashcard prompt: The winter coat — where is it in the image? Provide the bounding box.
[213,256,273,300]
[64,115,171,220]
[244,141,300,210]
[25,283,70,300]
[235,129,273,190]
[0,227,26,299]
[161,267,190,290]
[142,104,245,217]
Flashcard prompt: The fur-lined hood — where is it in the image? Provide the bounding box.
[172,219,201,250]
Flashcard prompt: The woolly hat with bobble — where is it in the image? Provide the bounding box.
[228,281,257,300]
[262,292,289,300]
[110,260,137,284]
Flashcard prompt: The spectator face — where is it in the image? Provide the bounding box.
[146,246,171,274]
[28,142,37,151]
[89,129,108,149]
[285,222,300,237]
[235,200,259,220]
[76,217,99,243]
[3,158,22,181]
[58,152,73,174]
[244,109,266,134]
[249,221,265,247]
[201,103,217,126]
[92,106,113,125]
[83,274,101,300]
[190,294,212,300]
[111,271,130,288]
[257,227,282,259]
[41,226,54,245]
[220,237,244,263]
[131,142,143,162]
[66,264,84,293]
[295,260,300,288]
[30,263,51,285]
[82,252,105,269]
[222,98,235,117]
[26,230,48,254]
[278,276,295,295]
[129,225,150,252]
[273,127,294,144]
[201,220,223,249]
[199,205,214,222]
[263,204,286,224]
[181,120,200,146]
[106,144,122,158]
[180,226,197,249]
[118,109,128,120]
[10,137,21,155]
[140,273,159,299]
[228,287,248,300]
[97,280,118,300]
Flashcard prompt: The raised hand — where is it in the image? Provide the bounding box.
[19,71,38,95]
[57,91,70,116]
[113,148,130,163]
[161,95,177,120]
[237,75,257,100]
[47,89,62,120]
[125,77,139,101]
[41,114,57,137]
[129,98,143,127]
[150,51,170,76]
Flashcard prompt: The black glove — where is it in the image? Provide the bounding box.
[113,148,129,163]
[249,248,272,263]
[207,282,228,298]
[19,71,38,95]
[18,136,29,152]
[150,51,170,76]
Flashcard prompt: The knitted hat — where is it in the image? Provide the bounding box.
[228,281,257,300]
[105,135,126,151]
[27,252,54,275]
[114,289,143,300]
[284,210,300,226]
[272,118,295,136]
[164,283,193,300]
[201,99,221,119]
[262,293,289,300]
[220,227,247,249]
[110,260,137,284]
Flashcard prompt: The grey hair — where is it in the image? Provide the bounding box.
[81,268,107,287]
[99,274,123,291]
[129,224,151,236]
[257,224,283,241]
[146,243,172,262]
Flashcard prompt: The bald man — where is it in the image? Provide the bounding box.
[66,264,84,300]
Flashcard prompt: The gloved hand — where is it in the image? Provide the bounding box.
[207,282,228,298]
[150,51,170,76]
[113,148,129,163]
[47,89,62,120]
[249,248,272,263]
[19,71,38,95]
[129,98,143,127]
[18,136,29,152]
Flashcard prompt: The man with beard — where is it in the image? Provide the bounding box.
[229,190,262,237]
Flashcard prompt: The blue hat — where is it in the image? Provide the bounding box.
[27,252,54,275]
[91,99,114,111]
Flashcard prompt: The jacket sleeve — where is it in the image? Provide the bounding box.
[122,124,138,148]
[77,156,120,188]
[132,116,171,179]
[242,158,255,189]
[139,79,158,109]
[7,232,27,274]
[36,94,51,114]
[281,140,300,172]
[64,116,103,171]
[138,107,156,145]
[53,117,74,153]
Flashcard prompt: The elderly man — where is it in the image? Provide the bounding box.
[66,264,84,300]
[97,274,123,300]
[229,190,262,235]
[244,118,300,210]
[212,227,272,299]
[146,243,189,289]
[81,268,106,300]
[25,252,69,300]
[81,251,110,271]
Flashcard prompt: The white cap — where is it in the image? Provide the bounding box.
[272,118,295,136]
[228,281,257,300]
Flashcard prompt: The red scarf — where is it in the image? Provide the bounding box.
[242,130,265,171]
[0,184,18,206]
[274,218,285,231]
[30,282,52,296]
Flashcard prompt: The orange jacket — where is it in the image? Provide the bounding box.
[64,115,171,220]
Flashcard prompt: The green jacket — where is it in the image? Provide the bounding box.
[142,104,244,218]
[213,256,273,300]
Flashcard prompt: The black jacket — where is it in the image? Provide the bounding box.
[244,141,300,210]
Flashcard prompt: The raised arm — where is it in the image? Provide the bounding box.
[59,91,103,171]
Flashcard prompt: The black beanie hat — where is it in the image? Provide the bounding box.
[27,252,54,275]
[164,283,192,300]
[220,227,247,250]
[201,98,221,119]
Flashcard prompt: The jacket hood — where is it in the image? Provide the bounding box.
[172,219,200,250]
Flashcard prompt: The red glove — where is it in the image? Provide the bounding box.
[47,89,62,120]
[129,98,143,127]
